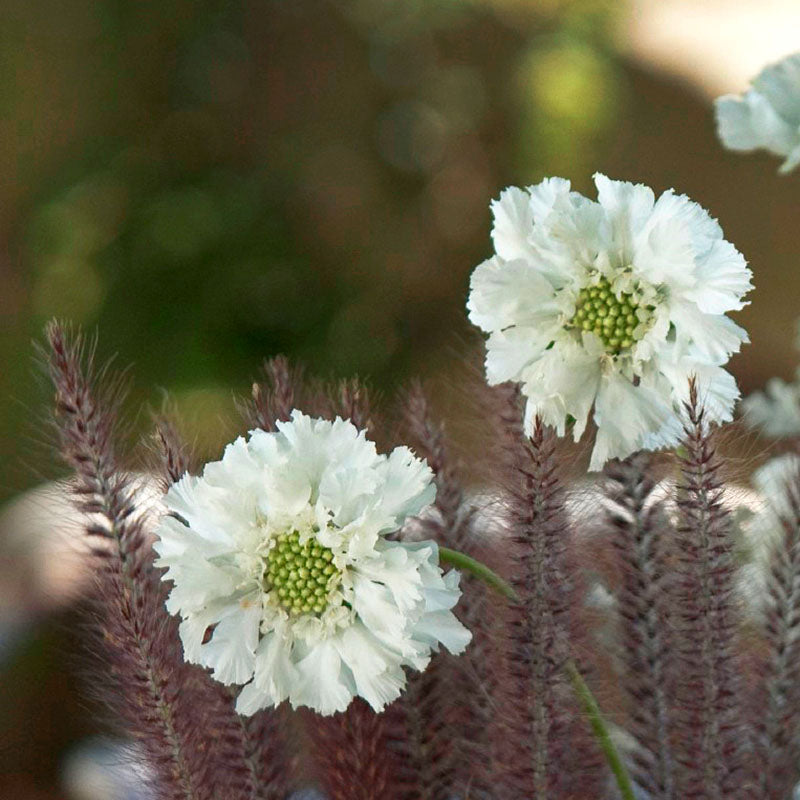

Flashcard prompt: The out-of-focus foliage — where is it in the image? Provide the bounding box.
[0,0,627,472]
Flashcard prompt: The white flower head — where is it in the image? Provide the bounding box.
[153,411,471,716]
[715,52,800,174]
[468,174,752,470]
[739,453,800,611]
[743,319,800,438]
[743,370,800,438]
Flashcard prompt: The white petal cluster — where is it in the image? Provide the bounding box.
[743,321,800,438]
[153,411,471,716]
[468,174,752,470]
[739,454,800,611]
[715,53,800,174]
[743,371,800,437]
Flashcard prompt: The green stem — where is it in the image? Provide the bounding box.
[565,659,636,800]
[438,546,517,601]
[440,545,636,800]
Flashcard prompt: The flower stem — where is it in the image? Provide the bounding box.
[564,659,636,800]
[440,545,636,800]
[438,546,517,600]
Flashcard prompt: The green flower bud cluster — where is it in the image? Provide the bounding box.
[570,276,649,354]
[265,531,340,616]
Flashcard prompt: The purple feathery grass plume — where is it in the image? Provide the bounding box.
[44,321,216,800]
[385,670,453,800]
[603,455,675,799]
[153,415,194,491]
[754,455,800,799]
[672,378,750,800]
[239,355,299,431]
[309,701,397,800]
[152,414,295,800]
[336,377,374,432]
[389,380,496,799]
[490,385,596,799]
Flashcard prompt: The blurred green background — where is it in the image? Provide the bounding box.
[1,0,798,796]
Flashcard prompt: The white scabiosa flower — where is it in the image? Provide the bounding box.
[743,371,800,437]
[743,320,800,437]
[468,174,752,470]
[739,454,800,610]
[153,411,471,716]
[715,53,800,174]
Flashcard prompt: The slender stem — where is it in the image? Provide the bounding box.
[565,660,637,800]
[440,545,636,800]
[439,546,517,600]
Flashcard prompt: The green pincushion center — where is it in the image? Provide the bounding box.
[265,531,341,616]
[570,276,650,354]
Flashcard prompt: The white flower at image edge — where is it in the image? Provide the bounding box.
[153,411,471,716]
[715,52,800,174]
[742,370,800,438]
[468,174,752,470]
[743,320,800,438]
[739,453,800,611]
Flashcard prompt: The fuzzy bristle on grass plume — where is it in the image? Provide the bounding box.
[241,354,299,431]
[755,455,800,799]
[309,700,396,800]
[336,377,374,433]
[672,378,749,799]
[153,415,193,491]
[45,321,215,800]
[603,455,675,799]
[491,386,595,799]
[153,414,293,800]
[395,380,495,799]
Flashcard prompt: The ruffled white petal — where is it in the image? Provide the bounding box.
[291,639,352,715]
[527,176,573,222]
[155,412,467,716]
[669,303,748,364]
[163,476,242,548]
[161,556,240,616]
[484,323,560,385]
[743,372,800,437]
[685,238,752,315]
[715,91,796,155]
[355,543,426,613]
[373,447,436,531]
[520,341,601,440]
[350,573,411,649]
[590,374,677,470]
[631,198,697,290]
[491,186,536,262]
[530,195,608,288]
[196,596,262,685]
[335,624,407,712]
[657,348,741,425]
[179,606,220,663]
[751,53,800,126]
[412,610,472,654]
[236,626,298,714]
[318,466,379,528]
[715,53,800,172]
[594,173,655,259]
[467,256,559,332]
